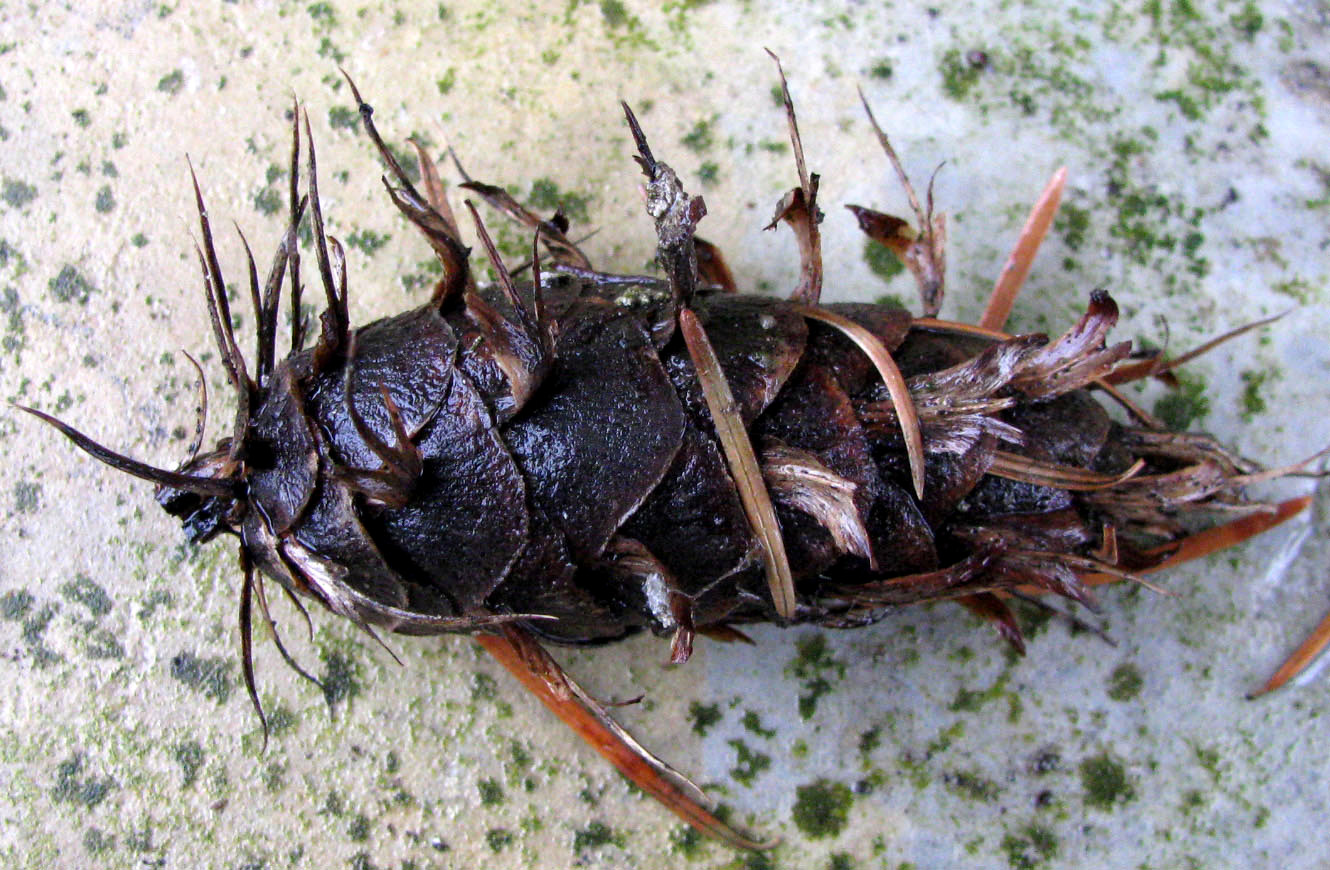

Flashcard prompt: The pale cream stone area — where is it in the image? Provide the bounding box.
[2,1,1328,868]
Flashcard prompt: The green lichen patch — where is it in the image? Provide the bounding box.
[1105,662,1143,701]
[741,852,777,870]
[863,238,904,283]
[20,602,62,666]
[347,813,371,842]
[1,178,37,208]
[1055,203,1090,252]
[573,820,622,851]
[93,185,115,213]
[485,827,513,852]
[328,105,359,131]
[169,650,233,703]
[527,177,591,225]
[681,117,716,153]
[265,704,298,737]
[0,589,33,620]
[1230,2,1263,39]
[949,670,1010,714]
[1000,824,1058,869]
[696,161,719,186]
[727,739,771,787]
[82,827,115,855]
[13,479,41,513]
[944,769,1000,803]
[792,778,854,839]
[786,633,845,720]
[1153,371,1210,431]
[319,650,360,708]
[157,69,184,95]
[477,777,504,806]
[740,710,775,739]
[1079,751,1135,810]
[82,628,124,660]
[858,726,881,757]
[600,0,628,28]
[173,740,204,788]
[52,753,115,808]
[688,701,722,736]
[346,228,390,256]
[3,287,27,353]
[938,47,988,100]
[1010,598,1055,639]
[1192,742,1223,783]
[670,823,705,858]
[250,186,281,217]
[49,265,95,305]
[307,1,337,29]
[1240,368,1274,422]
[828,853,856,870]
[436,67,457,95]
[59,574,112,619]
[262,760,287,793]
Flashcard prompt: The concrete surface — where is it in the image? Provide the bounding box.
[1,1,1328,868]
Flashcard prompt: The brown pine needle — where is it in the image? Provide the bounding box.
[980,167,1067,331]
[913,317,1013,340]
[679,308,797,620]
[476,629,774,849]
[1104,311,1289,385]
[793,304,926,500]
[1079,495,1313,587]
[1092,378,1166,428]
[1225,445,1330,488]
[989,452,1146,491]
[1249,606,1330,699]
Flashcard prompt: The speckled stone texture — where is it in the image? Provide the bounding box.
[2,1,1329,868]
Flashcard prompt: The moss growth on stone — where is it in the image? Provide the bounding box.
[1106,663,1144,701]
[740,710,775,738]
[13,480,41,513]
[945,769,1000,802]
[688,701,722,736]
[2,178,37,208]
[792,778,853,838]
[170,651,233,702]
[319,650,360,708]
[1154,371,1210,431]
[786,633,845,720]
[727,739,771,787]
[528,177,591,224]
[1079,752,1134,810]
[49,265,94,305]
[157,69,184,95]
[52,753,114,808]
[485,828,513,852]
[573,820,620,850]
[939,47,986,100]
[59,574,112,618]
[1000,824,1058,869]
[863,238,904,282]
[477,777,504,806]
[94,185,114,213]
[681,118,715,153]
[1240,369,1272,421]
